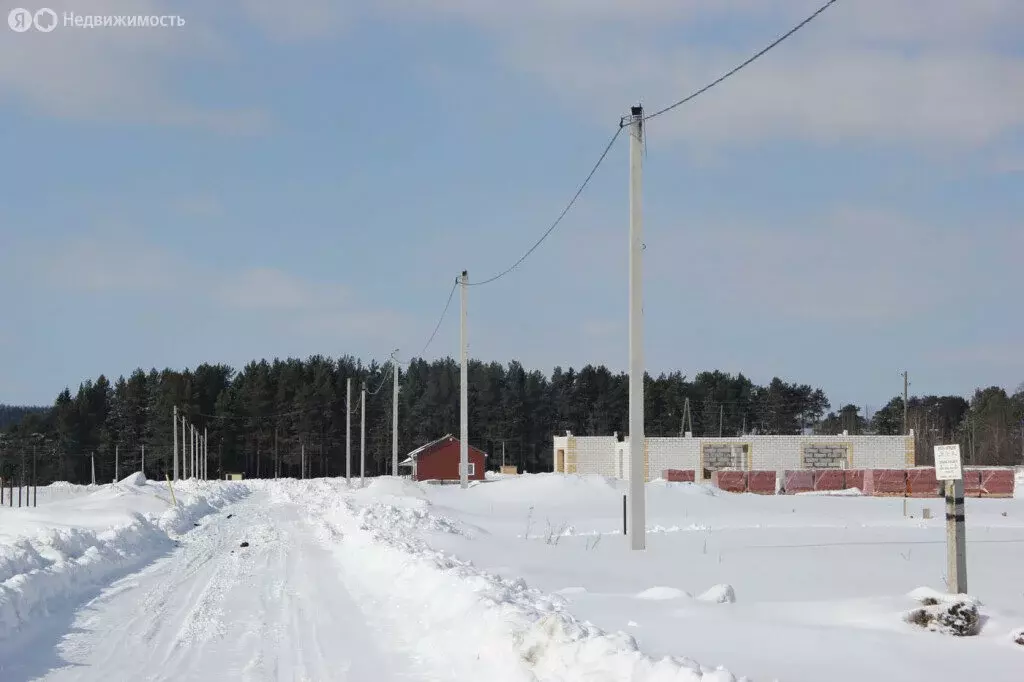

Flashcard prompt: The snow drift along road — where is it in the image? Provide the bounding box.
[0,475,246,653]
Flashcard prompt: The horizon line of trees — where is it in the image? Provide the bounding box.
[1,355,1021,485]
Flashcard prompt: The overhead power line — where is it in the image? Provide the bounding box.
[359,1,841,364]
[644,0,841,122]
[395,277,460,366]
[467,126,625,287]
[367,360,393,396]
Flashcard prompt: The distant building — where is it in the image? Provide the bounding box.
[399,434,487,482]
[552,430,915,481]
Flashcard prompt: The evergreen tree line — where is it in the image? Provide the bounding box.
[0,356,1021,485]
[0,405,47,430]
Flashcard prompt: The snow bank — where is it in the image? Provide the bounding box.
[637,587,691,600]
[481,473,620,500]
[795,488,864,497]
[697,584,737,604]
[349,476,428,508]
[0,480,247,643]
[119,472,148,486]
[904,588,983,636]
[339,497,745,682]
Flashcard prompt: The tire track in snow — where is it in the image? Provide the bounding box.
[20,487,432,682]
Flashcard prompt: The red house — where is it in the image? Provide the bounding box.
[399,434,487,482]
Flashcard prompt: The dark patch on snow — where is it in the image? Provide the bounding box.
[905,596,981,636]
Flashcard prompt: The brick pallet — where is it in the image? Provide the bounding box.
[747,471,777,494]
[844,469,865,491]
[905,467,939,497]
[862,469,907,496]
[663,469,695,483]
[783,470,814,494]
[711,470,748,493]
[813,469,845,491]
[969,467,1014,498]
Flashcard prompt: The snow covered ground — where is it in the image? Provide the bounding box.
[421,474,1024,681]
[1,473,1021,681]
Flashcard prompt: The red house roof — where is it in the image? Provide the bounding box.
[400,434,488,465]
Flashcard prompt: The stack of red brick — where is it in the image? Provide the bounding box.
[665,466,1016,497]
[662,469,695,483]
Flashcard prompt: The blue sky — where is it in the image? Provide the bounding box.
[1,0,1022,410]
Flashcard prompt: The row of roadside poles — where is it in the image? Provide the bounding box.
[171,405,208,480]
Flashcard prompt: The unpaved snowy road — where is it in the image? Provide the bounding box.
[9,490,426,682]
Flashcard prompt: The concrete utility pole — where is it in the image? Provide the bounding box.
[141,444,146,478]
[902,370,909,435]
[946,477,968,593]
[173,406,178,481]
[392,352,399,477]
[346,377,352,483]
[181,418,187,479]
[115,445,119,482]
[274,428,279,480]
[301,443,306,480]
[460,270,469,489]
[360,382,367,487]
[180,419,185,479]
[91,452,96,485]
[627,104,646,551]
[204,428,208,479]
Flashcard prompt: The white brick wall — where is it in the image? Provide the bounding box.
[552,435,618,477]
[556,432,914,482]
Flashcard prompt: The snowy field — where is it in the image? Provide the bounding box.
[0,473,1021,681]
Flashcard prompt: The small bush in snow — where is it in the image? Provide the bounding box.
[1012,629,1024,646]
[904,593,981,636]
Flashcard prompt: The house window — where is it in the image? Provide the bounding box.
[462,462,476,476]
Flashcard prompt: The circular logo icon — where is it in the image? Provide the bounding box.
[33,8,57,32]
[8,7,33,32]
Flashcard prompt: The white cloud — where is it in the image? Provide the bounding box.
[375,0,1024,148]
[238,0,345,41]
[214,267,349,312]
[925,343,1024,369]
[637,207,1020,322]
[39,233,178,294]
[5,0,1020,145]
[19,232,403,343]
[174,195,225,218]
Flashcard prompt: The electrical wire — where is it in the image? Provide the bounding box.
[467,126,625,287]
[177,4,842,425]
[366,364,393,397]
[644,0,840,122]
[394,277,459,366]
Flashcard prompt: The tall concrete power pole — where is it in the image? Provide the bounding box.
[460,270,469,489]
[346,377,352,483]
[172,406,178,481]
[360,382,367,487]
[902,370,909,435]
[392,352,399,477]
[627,104,646,551]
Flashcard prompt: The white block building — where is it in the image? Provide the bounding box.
[551,431,915,482]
